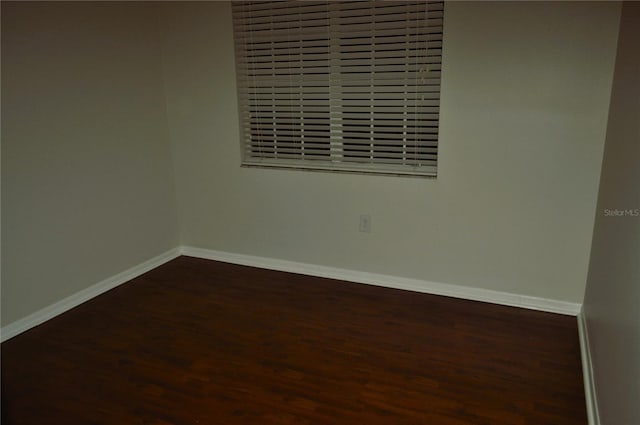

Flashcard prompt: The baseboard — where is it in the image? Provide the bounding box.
[0,247,181,343]
[578,310,600,425]
[1,245,582,344]
[180,246,582,316]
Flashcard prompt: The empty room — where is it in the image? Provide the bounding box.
[1,1,638,424]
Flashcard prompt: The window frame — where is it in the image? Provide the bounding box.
[232,1,444,177]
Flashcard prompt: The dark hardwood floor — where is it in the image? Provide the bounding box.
[1,256,587,424]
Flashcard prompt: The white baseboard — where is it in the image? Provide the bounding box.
[1,245,582,344]
[578,310,600,425]
[180,246,582,316]
[0,247,181,343]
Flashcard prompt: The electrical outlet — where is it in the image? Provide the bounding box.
[359,214,371,233]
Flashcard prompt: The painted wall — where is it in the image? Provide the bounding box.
[1,2,179,326]
[161,1,620,303]
[582,3,640,424]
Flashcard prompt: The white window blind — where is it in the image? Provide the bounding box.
[232,1,443,177]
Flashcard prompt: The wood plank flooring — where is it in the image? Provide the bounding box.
[1,256,587,424]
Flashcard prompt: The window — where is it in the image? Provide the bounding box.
[232,1,443,177]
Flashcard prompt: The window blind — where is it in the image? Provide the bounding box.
[232,1,443,177]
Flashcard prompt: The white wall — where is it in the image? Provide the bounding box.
[582,3,640,424]
[161,1,620,303]
[0,1,624,329]
[1,2,179,326]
